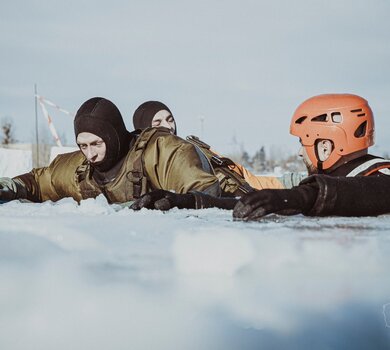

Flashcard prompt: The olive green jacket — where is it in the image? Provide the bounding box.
[14,128,220,203]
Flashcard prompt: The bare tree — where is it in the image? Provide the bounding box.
[1,117,16,145]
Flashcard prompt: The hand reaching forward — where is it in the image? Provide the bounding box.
[233,187,317,221]
[130,190,195,211]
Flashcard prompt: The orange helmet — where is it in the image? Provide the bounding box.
[290,94,375,170]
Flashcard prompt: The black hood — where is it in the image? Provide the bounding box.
[74,97,131,172]
[132,100,177,135]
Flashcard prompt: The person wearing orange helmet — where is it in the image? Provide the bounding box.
[233,93,390,219]
[290,93,383,176]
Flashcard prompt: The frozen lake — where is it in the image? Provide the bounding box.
[1,196,390,349]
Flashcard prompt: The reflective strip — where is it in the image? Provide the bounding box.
[346,158,390,177]
[379,168,390,175]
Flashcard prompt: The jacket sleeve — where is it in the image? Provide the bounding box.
[278,172,308,189]
[13,166,62,203]
[229,163,306,190]
[13,151,84,203]
[301,174,390,216]
[236,164,285,190]
[144,135,221,196]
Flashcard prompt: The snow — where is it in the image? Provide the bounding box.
[0,147,32,177]
[1,196,390,349]
[0,146,78,178]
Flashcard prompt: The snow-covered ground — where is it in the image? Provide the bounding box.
[0,148,32,177]
[1,196,390,350]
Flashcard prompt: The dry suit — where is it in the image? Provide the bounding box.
[10,98,220,204]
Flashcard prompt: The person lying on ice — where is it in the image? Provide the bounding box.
[132,100,304,192]
[0,97,223,204]
[131,94,390,217]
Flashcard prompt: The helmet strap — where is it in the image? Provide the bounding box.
[317,161,324,174]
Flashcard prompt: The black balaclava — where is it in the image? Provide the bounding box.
[132,101,177,135]
[74,97,131,172]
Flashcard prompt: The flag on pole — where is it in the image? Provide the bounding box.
[35,95,74,147]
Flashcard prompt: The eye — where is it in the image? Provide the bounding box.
[152,120,161,126]
[79,144,87,150]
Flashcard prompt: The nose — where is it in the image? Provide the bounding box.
[86,147,97,161]
[160,119,171,129]
[160,120,175,133]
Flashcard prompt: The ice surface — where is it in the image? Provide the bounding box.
[1,196,390,349]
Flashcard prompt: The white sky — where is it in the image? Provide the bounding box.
[1,0,390,155]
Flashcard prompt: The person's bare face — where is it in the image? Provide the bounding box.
[76,132,106,163]
[152,110,176,134]
[298,146,317,174]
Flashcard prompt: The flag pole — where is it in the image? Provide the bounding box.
[34,83,39,166]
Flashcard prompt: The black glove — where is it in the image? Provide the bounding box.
[0,177,19,201]
[233,186,317,221]
[130,190,239,211]
[130,190,196,211]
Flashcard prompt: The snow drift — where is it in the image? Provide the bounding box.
[0,196,390,349]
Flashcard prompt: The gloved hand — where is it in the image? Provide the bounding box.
[233,186,317,221]
[131,190,239,211]
[130,190,196,211]
[0,177,19,201]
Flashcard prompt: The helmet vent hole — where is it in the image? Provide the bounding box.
[311,114,328,122]
[354,121,367,138]
[331,112,342,123]
[351,109,366,117]
[295,116,307,124]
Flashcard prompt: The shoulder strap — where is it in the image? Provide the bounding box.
[128,127,165,198]
[346,158,390,177]
[186,135,254,196]
[75,128,168,201]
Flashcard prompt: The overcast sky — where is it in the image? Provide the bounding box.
[1,0,389,155]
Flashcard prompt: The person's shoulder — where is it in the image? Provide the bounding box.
[139,129,196,164]
[141,127,188,147]
[50,150,85,167]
